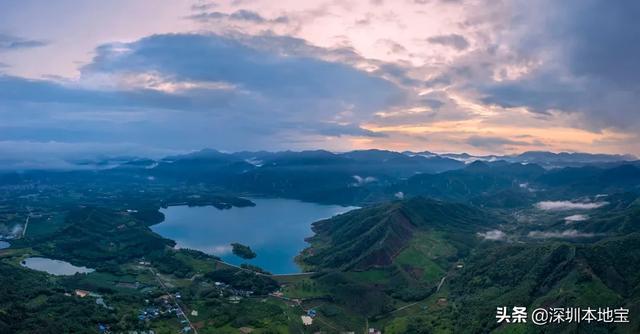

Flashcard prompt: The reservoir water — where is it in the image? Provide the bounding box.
[21,257,95,275]
[153,198,356,274]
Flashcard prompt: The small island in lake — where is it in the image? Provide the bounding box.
[231,242,256,259]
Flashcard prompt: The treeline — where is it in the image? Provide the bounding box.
[0,263,114,333]
[446,234,640,333]
[30,207,174,271]
[231,243,256,259]
[204,268,279,295]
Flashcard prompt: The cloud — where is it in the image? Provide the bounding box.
[527,229,595,239]
[535,201,608,211]
[189,9,288,24]
[230,9,268,22]
[478,230,507,241]
[564,214,589,223]
[0,33,403,160]
[189,11,226,21]
[83,33,399,102]
[420,97,445,110]
[377,39,408,55]
[466,135,534,151]
[0,140,180,170]
[0,33,47,51]
[479,0,640,131]
[352,175,377,186]
[315,123,387,138]
[427,34,469,50]
[3,0,640,157]
[191,2,218,11]
[0,74,200,110]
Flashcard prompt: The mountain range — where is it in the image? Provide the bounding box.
[2,148,636,171]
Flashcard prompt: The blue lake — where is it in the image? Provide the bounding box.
[153,198,356,274]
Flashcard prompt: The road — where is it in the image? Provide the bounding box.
[436,275,446,292]
[21,214,31,239]
[149,267,198,334]
[374,272,449,320]
[214,260,315,277]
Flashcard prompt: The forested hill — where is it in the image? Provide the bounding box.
[301,197,500,271]
[449,233,640,333]
[296,192,640,333]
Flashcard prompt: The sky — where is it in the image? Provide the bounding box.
[1,0,639,166]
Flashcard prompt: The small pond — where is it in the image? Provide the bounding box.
[21,257,95,275]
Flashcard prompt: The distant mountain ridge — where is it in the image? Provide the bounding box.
[0,147,635,171]
[128,148,638,175]
[406,150,636,167]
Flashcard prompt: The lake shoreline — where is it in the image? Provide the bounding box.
[152,197,356,274]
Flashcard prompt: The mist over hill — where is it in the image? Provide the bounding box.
[1,148,635,171]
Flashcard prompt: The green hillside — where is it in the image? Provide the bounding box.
[299,195,640,333]
[302,197,499,271]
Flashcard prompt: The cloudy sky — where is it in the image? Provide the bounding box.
[1,0,639,164]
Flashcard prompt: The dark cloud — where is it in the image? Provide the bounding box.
[229,9,267,22]
[480,0,640,131]
[378,39,407,55]
[0,140,179,170]
[189,11,227,21]
[231,0,255,5]
[314,123,388,138]
[466,135,535,151]
[355,13,374,26]
[374,63,421,87]
[0,33,402,155]
[191,2,218,11]
[0,75,218,111]
[84,33,399,103]
[189,9,288,24]
[420,97,444,109]
[427,34,469,50]
[0,33,47,51]
[557,0,640,87]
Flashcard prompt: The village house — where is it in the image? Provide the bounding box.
[74,289,90,298]
[301,315,313,326]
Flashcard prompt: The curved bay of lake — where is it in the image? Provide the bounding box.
[153,198,356,274]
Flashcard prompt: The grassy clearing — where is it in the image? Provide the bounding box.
[394,231,456,283]
[281,277,328,299]
[345,268,390,284]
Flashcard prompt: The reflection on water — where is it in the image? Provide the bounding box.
[154,198,356,274]
[21,257,95,276]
